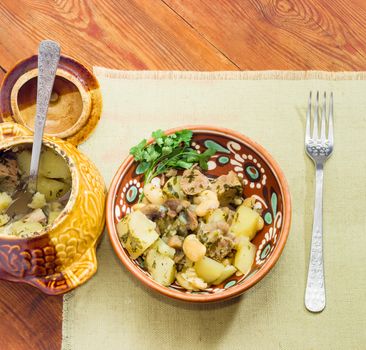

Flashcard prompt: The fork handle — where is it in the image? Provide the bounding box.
[305,164,326,312]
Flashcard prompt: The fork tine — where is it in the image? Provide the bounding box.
[305,91,312,142]
[312,91,319,139]
[328,92,334,144]
[320,92,326,141]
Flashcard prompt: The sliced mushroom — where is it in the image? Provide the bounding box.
[212,171,243,206]
[186,209,198,231]
[165,199,190,217]
[140,204,165,221]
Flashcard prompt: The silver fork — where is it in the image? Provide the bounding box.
[304,91,334,312]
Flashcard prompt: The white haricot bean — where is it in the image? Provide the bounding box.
[194,190,219,217]
[143,183,165,205]
[182,234,206,262]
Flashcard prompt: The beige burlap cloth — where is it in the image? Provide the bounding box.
[62,69,366,350]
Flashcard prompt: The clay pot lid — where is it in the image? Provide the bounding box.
[0,55,102,145]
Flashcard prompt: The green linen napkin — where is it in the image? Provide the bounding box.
[62,69,366,350]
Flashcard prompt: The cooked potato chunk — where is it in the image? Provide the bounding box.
[17,149,71,180]
[205,208,227,224]
[162,176,186,199]
[116,217,129,239]
[145,249,176,286]
[212,265,237,285]
[37,177,69,201]
[0,214,10,226]
[28,192,46,209]
[10,221,44,237]
[194,256,225,283]
[16,150,31,176]
[151,238,176,259]
[143,183,165,205]
[39,148,71,179]
[229,205,261,240]
[0,192,12,213]
[234,238,256,275]
[118,211,159,259]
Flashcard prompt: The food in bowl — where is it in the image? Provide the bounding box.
[116,130,264,290]
[0,146,71,238]
[108,125,291,302]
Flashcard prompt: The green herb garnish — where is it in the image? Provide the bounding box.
[130,129,217,186]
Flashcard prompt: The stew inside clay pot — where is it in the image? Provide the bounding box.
[0,122,106,295]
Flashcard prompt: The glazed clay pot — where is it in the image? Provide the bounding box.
[0,122,105,295]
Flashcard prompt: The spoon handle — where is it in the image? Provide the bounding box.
[29,40,60,191]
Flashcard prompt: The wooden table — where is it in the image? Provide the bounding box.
[0,1,366,349]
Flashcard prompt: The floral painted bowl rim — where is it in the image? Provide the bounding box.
[107,125,292,303]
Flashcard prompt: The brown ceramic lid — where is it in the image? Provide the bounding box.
[0,55,102,145]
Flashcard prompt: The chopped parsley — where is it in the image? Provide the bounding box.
[130,129,218,189]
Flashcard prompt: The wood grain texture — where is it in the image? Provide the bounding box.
[164,0,366,70]
[0,1,365,349]
[0,0,236,71]
[0,282,62,350]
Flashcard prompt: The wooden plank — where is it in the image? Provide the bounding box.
[164,0,366,70]
[0,2,236,349]
[0,68,5,84]
[0,0,237,72]
[0,281,62,350]
[0,1,366,350]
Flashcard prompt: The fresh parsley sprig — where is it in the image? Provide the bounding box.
[130,129,217,185]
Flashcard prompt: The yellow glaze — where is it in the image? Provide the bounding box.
[0,122,105,295]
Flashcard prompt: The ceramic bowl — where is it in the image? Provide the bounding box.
[0,123,106,295]
[107,125,291,302]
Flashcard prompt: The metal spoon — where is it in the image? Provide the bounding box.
[6,40,60,217]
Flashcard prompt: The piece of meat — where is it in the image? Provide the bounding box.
[216,221,230,234]
[212,171,243,206]
[173,250,185,264]
[0,157,19,194]
[207,234,236,261]
[23,208,47,224]
[140,204,165,221]
[0,157,18,178]
[165,199,190,218]
[186,209,198,231]
[180,168,209,195]
[197,222,236,261]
